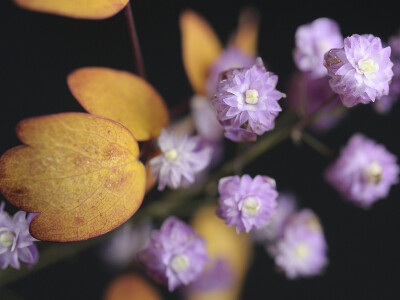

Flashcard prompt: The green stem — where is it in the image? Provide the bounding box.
[301,131,335,158]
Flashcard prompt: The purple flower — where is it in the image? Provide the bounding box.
[0,202,38,270]
[287,72,344,132]
[101,220,152,268]
[206,47,256,97]
[374,60,400,113]
[217,174,278,233]
[212,58,285,142]
[324,34,394,107]
[294,18,343,78]
[138,217,209,291]
[190,95,223,142]
[325,134,399,208]
[269,209,328,279]
[252,193,297,243]
[389,34,400,58]
[186,258,233,292]
[150,129,212,191]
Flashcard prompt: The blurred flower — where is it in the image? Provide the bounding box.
[217,174,278,233]
[294,18,343,78]
[287,72,344,132]
[206,47,256,97]
[101,220,152,269]
[186,258,233,292]
[269,209,328,279]
[0,202,38,269]
[138,217,208,291]
[374,34,400,114]
[150,129,212,190]
[325,134,399,208]
[212,58,285,142]
[252,193,297,243]
[190,95,223,143]
[324,34,394,107]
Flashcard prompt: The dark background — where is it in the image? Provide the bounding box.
[0,0,399,299]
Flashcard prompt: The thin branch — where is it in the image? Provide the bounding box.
[124,2,146,78]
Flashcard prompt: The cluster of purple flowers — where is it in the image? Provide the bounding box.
[374,32,400,114]
[325,134,399,208]
[138,217,209,291]
[212,58,285,142]
[324,34,394,107]
[216,174,278,233]
[0,203,38,269]
[255,194,328,279]
[150,129,212,191]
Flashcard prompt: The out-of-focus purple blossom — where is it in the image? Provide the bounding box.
[212,58,285,142]
[389,34,400,58]
[101,220,152,269]
[252,193,297,243]
[150,129,212,191]
[325,134,399,208]
[217,174,278,233]
[186,257,233,292]
[206,47,256,97]
[287,72,345,132]
[374,34,400,114]
[324,34,394,107]
[190,95,223,142]
[0,202,38,270]
[269,209,328,279]
[138,217,209,291]
[294,18,343,78]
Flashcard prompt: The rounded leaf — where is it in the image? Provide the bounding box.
[0,113,145,242]
[231,8,260,56]
[14,0,129,19]
[68,67,169,141]
[180,10,223,95]
[104,274,162,300]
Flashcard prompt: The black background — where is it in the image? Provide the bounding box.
[0,0,399,299]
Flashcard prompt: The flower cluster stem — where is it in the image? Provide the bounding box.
[125,2,146,78]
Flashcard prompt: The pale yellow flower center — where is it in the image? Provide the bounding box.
[0,232,14,248]
[245,89,259,104]
[170,254,190,273]
[242,197,260,216]
[165,149,178,161]
[295,243,309,259]
[364,161,383,184]
[358,58,379,76]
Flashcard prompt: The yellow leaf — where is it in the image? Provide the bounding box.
[104,274,162,300]
[188,205,252,300]
[231,8,260,56]
[68,67,169,141]
[0,113,145,242]
[14,0,129,20]
[180,10,223,95]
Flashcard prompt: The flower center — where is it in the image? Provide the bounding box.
[245,89,259,104]
[364,161,382,184]
[165,149,178,161]
[0,231,14,248]
[295,243,309,259]
[242,197,260,216]
[170,254,190,273]
[358,58,379,76]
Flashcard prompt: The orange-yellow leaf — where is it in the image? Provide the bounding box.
[0,113,145,242]
[231,8,260,56]
[188,205,252,300]
[67,67,169,141]
[104,274,162,300]
[13,0,129,20]
[180,10,223,95]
